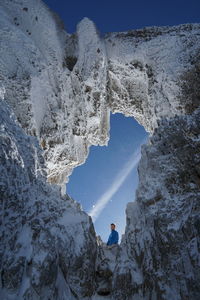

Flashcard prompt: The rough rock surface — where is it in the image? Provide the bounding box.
[95,237,120,297]
[113,111,200,299]
[0,101,97,299]
[0,0,110,184]
[0,0,200,299]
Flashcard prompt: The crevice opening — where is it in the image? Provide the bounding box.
[67,113,148,243]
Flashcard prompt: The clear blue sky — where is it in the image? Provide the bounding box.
[43,0,200,242]
[44,0,199,33]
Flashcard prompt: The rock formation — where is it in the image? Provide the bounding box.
[0,0,200,299]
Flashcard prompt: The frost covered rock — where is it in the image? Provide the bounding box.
[0,101,97,299]
[1,0,199,185]
[112,111,200,299]
[0,0,200,299]
[95,241,120,297]
[105,25,200,131]
[0,0,110,184]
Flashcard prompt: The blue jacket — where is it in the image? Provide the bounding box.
[107,229,119,245]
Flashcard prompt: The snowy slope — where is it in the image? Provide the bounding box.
[0,0,200,299]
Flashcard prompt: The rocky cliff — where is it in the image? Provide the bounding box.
[0,0,200,299]
[0,100,97,299]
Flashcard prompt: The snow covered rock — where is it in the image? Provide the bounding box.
[112,111,200,299]
[105,25,200,131]
[1,0,200,185]
[0,0,200,299]
[95,240,120,297]
[0,0,110,184]
[0,100,97,299]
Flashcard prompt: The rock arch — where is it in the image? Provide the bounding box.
[0,0,200,299]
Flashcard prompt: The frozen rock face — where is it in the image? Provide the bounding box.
[0,100,97,299]
[107,27,200,299]
[112,111,200,299]
[0,0,200,299]
[0,0,110,184]
[95,238,120,297]
[1,0,199,185]
[105,25,200,131]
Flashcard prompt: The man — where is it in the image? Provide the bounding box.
[106,223,119,246]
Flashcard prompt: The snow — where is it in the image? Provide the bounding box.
[0,99,97,299]
[1,0,200,185]
[16,225,33,260]
[0,0,200,298]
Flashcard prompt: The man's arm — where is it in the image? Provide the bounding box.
[113,231,119,244]
[107,233,111,245]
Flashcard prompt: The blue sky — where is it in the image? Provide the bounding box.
[66,113,148,242]
[44,0,200,33]
[44,0,200,242]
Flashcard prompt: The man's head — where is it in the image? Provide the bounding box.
[110,223,116,230]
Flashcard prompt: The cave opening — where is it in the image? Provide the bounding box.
[67,113,148,243]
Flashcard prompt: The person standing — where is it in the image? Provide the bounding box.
[106,223,119,246]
